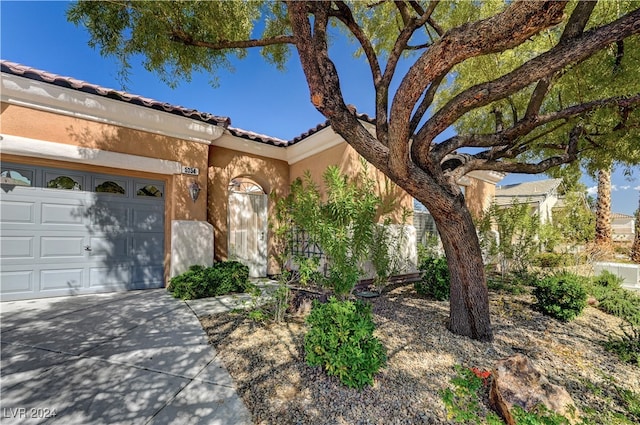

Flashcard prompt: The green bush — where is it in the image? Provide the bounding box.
[305,297,386,389]
[532,252,570,268]
[415,256,450,300]
[586,271,640,327]
[168,261,250,300]
[592,270,624,288]
[533,272,587,322]
[604,324,640,366]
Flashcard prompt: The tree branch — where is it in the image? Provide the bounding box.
[419,7,640,162]
[408,1,443,37]
[433,93,640,161]
[392,1,568,172]
[525,0,596,118]
[169,29,295,50]
[409,72,446,136]
[458,125,584,176]
[331,1,386,143]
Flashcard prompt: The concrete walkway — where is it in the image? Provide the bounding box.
[0,289,252,425]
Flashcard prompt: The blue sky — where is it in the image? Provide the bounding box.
[1,1,638,215]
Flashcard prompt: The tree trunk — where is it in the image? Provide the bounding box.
[595,168,613,251]
[631,195,640,264]
[430,199,493,342]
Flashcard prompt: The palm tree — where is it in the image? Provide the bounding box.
[595,168,613,255]
[631,194,640,264]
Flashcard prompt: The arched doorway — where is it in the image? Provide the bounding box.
[228,177,268,277]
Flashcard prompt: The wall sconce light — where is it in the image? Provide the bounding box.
[188,181,201,202]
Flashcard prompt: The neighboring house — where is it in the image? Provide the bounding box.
[493,178,563,223]
[612,212,635,242]
[1,61,501,301]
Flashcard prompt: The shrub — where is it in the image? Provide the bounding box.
[532,252,569,268]
[305,297,386,389]
[592,270,624,288]
[533,272,587,322]
[168,261,250,300]
[604,324,640,366]
[586,271,640,327]
[415,256,450,300]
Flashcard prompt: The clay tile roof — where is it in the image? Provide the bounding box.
[289,109,375,145]
[227,127,289,147]
[1,60,230,127]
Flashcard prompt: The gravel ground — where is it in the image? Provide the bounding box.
[200,286,640,424]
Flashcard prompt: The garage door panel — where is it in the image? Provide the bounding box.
[131,234,163,263]
[90,203,130,233]
[0,270,34,294]
[1,200,35,224]
[40,269,83,292]
[132,207,164,232]
[89,266,130,289]
[41,236,85,258]
[131,265,164,289]
[0,236,34,259]
[88,236,128,258]
[41,202,85,226]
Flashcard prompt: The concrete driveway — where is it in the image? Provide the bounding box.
[0,289,251,425]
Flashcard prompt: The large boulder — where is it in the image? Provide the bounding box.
[489,354,579,424]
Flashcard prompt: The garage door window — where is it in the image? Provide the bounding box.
[1,168,33,187]
[95,179,127,195]
[46,174,83,190]
[136,183,163,198]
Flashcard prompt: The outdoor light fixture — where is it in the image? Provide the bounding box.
[188,181,201,202]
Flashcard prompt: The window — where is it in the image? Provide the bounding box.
[0,168,33,187]
[46,175,82,190]
[95,179,126,195]
[136,184,163,198]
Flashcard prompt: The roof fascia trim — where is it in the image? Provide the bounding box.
[1,133,182,175]
[1,73,224,144]
[286,126,343,165]
[213,133,288,162]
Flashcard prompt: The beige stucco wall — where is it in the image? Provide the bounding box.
[464,177,497,219]
[1,102,211,282]
[208,145,290,275]
[289,141,413,223]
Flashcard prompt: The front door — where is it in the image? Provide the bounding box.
[228,191,268,277]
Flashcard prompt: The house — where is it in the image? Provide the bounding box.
[493,178,563,223]
[1,61,500,301]
[612,212,636,242]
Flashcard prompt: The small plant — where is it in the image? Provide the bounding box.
[248,309,267,322]
[415,256,450,300]
[167,261,250,300]
[440,365,502,424]
[305,297,386,389]
[533,272,587,322]
[604,323,640,366]
[294,256,323,286]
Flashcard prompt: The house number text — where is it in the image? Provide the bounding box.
[182,166,199,176]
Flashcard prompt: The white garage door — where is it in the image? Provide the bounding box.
[1,162,165,301]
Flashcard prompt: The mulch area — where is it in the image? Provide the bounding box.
[200,285,639,425]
